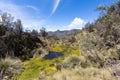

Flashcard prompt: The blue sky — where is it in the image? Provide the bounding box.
[0,0,117,31]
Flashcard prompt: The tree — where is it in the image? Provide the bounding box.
[96,5,107,11]
[0,11,45,60]
[40,27,48,38]
[96,5,107,15]
[14,19,23,39]
[31,29,38,36]
[0,12,14,28]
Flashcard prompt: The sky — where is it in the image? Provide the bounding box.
[0,0,118,31]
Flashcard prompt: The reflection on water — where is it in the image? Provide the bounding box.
[44,52,64,59]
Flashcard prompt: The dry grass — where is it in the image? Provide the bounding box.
[51,67,116,80]
[0,57,23,79]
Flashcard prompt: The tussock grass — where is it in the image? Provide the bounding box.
[52,67,116,80]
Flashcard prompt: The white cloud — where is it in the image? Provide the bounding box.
[23,19,45,31]
[45,17,87,31]
[68,17,86,29]
[0,0,45,30]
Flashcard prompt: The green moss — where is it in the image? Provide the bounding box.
[44,66,57,75]
[16,58,42,80]
[52,43,80,57]
[16,58,60,80]
[52,43,63,52]
[18,67,40,80]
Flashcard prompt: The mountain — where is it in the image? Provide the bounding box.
[47,29,81,39]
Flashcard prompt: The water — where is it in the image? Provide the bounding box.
[44,52,64,59]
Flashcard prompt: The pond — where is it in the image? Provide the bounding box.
[44,52,64,60]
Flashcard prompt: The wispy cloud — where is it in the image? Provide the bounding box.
[51,0,60,15]
[26,5,39,12]
[0,0,25,19]
[0,0,45,30]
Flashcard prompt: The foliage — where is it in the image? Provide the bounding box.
[40,27,48,38]
[77,1,120,68]
[0,12,44,60]
[94,1,120,48]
